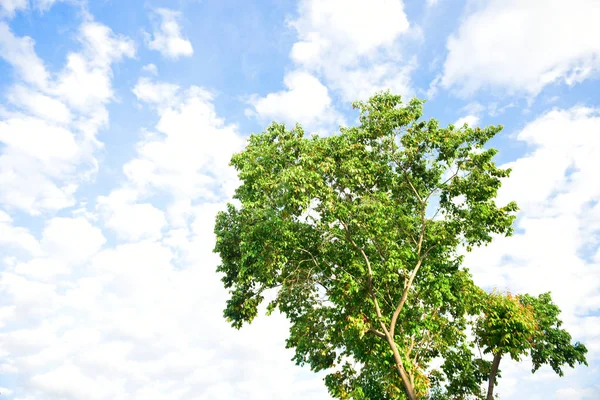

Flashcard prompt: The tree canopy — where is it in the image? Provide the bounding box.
[472,291,588,400]
[213,92,586,399]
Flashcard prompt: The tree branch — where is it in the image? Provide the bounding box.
[368,328,387,339]
[390,202,428,339]
[341,220,388,334]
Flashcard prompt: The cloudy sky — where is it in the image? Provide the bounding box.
[0,0,599,398]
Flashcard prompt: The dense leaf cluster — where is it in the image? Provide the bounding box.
[213,92,586,399]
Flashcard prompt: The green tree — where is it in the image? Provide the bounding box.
[474,291,588,400]
[213,92,517,399]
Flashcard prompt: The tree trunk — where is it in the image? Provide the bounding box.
[486,352,502,400]
[386,334,417,400]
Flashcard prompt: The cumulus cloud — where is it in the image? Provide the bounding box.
[0,20,134,214]
[289,0,414,102]
[246,0,414,132]
[142,63,158,75]
[291,0,409,61]
[54,21,135,114]
[96,188,167,242]
[0,69,331,398]
[6,85,72,124]
[3,1,598,398]
[34,0,62,12]
[454,114,479,127]
[146,8,194,60]
[0,22,49,88]
[441,0,600,96]
[246,70,344,132]
[462,106,600,397]
[133,77,180,108]
[0,211,42,256]
[127,78,244,207]
[0,0,27,18]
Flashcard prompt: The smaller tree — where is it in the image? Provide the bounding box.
[475,291,588,400]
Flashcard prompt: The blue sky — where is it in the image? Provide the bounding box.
[0,0,599,398]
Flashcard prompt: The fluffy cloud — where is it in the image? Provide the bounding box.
[54,21,135,114]
[555,387,600,400]
[291,0,409,61]
[96,188,167,242]
[246,0,414,131]
[463,106,600,398]
[246,70,344,131]
[0,211,42,256]
[133,77,180,107]
[454,114,479,127]
[7,85,72,124]
[13,217,105,281]
[127,78,244,208]
[0,0,27,18]
[0,22,49,88]
[40,217,106,264]
[35,0,62,12]
[146,8,194,60]
[0,74,331,398]
[2,1,598,398]
[289,0,414,102]
[142,63,158,75]
[0,21,134,214]
[441,0,600,95]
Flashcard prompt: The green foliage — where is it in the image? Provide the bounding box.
[467,291,588,399]
[214,91,520,399]
[475,291,538,361]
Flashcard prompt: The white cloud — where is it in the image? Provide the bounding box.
[247,0,414,130]
[0,20,134,214]
[128,79,244,207]
[0,0,27,18]
[6,215,105,280]
[3,2,597,399]
[0,116,83,213]
[54,21,135,114]
[40,217,106,264]
[30,364,118,400]
[14,258,71,281]
[288,0,414,102]
[0,22,49,89]
[6,85,72,124]
[34,0,61,12]
[146,8,193,60]
[442,0,600,95]
[454,114,479,127]
[0,211,42,256]
[0,82,329,399]
[133,77,180,108]
[142,63,158,75]
[0,218,331,399]
[246,70,344,131]
[555,387,600,400]
[97,188,167,242]
[0,117,80,167]
[290,0,409,62]
[463,106,600,397]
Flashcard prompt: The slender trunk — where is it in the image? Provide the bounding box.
[385,334,417,400]
[486,352,502,400]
